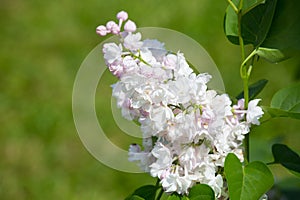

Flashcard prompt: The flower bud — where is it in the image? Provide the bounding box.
[124,20,137,32]
[117,11,128,21]
[106,21,120,34]
[96,25,108,36]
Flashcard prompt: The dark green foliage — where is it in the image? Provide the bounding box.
[236,79,268,100]
[270,144,300,177]
[125,185,159,200]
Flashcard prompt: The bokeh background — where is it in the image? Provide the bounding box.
[1,0,300,199]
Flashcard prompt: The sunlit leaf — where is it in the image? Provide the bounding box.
[270,144,300,177]
[225,153,274,200]
[188,184,215,200]
[236,79,268,100]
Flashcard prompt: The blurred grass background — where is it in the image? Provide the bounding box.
[1,0,299,199]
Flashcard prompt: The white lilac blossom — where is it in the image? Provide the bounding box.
[96,11,264,198]
[123,32,143,50]
[247,99,264,125]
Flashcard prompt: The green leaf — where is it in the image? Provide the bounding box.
[271,144,300,177]
[261,0,300,58]
[224,0,277,47]
[242,0,277,47]
[167,194,189,200]
[263,107,288,118]
[167,195,180,200]
[267,83,300,119]
[126,195,145,200]
[125,185,159,200]
[262,107,300,119]
[242,0,266,14]
[188,184,215,200]
[236,79,268,100]
[256,47,285,63]
[225,153,274,200]
[224,0,239,44]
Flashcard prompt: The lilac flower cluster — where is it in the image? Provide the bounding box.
[96,11,264,198]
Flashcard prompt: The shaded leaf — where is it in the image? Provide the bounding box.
[224,0,277,47]
[236,79,268,100]
[261,0,300,57]
[125,185,159,200]
[242,0,266,14]
[188,184,215,200]
[241,0,277,47]
[225,153,274,200]
[256,47,285,63]
[271,144,300,177]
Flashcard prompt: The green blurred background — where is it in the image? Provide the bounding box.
[1,0,299,199]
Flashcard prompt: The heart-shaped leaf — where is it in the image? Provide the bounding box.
[236,79,268,100]
[188,184,215,200]
[225,153,274,200]
[270,144,300,177]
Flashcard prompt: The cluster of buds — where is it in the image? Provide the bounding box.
[96,11,136,36]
